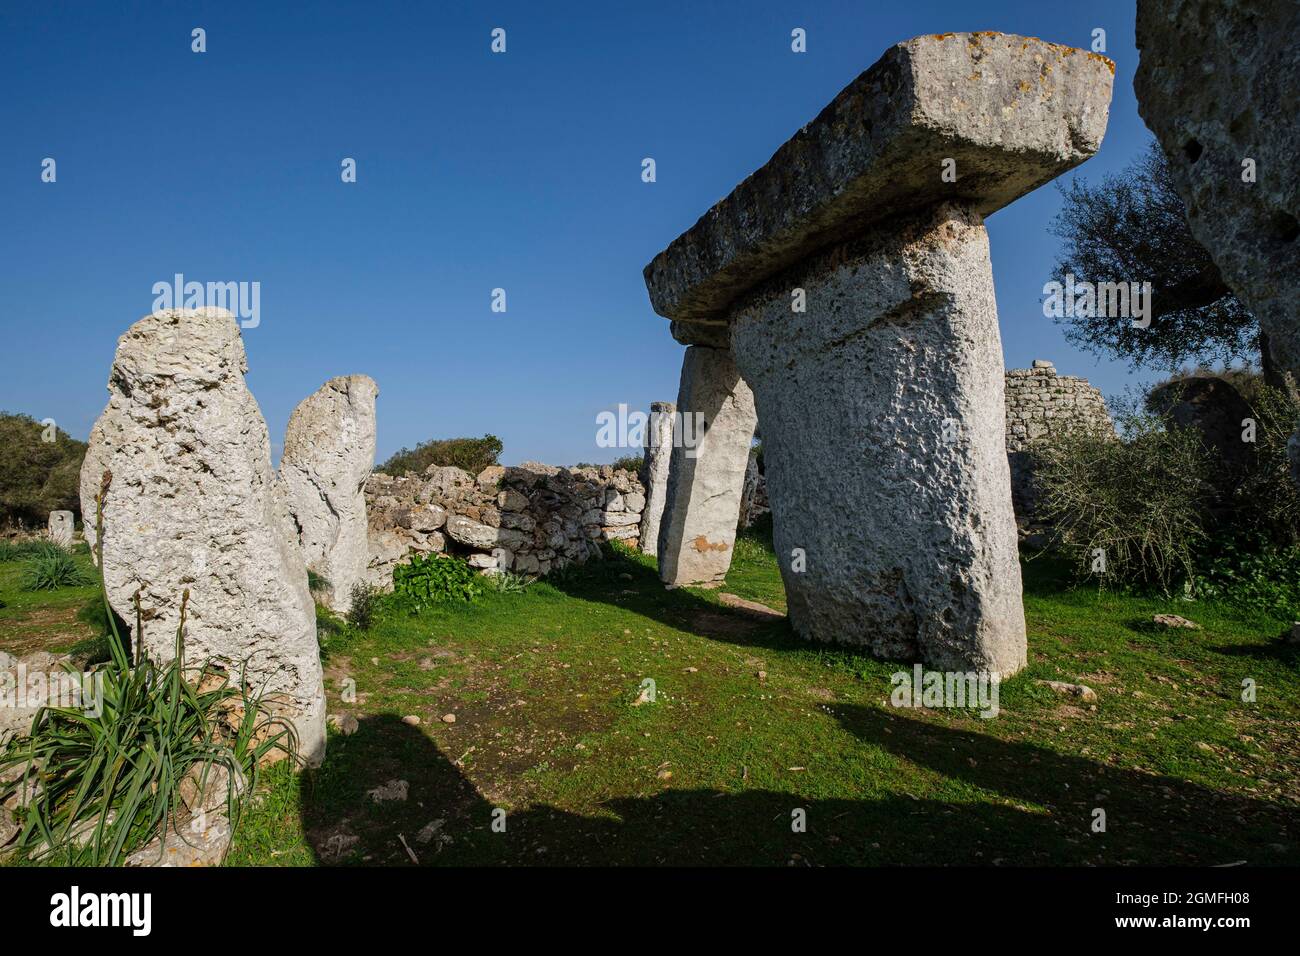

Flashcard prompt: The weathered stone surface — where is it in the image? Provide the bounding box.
[1135,0,1300,452]
[281,375,379,614]
[639,402,676,557]
[125,812,232,867]
[47,511,74,549]
[657,348,757,587]
[79,308,326,765]
[729,203,1027,675]
[645,32,1114,326]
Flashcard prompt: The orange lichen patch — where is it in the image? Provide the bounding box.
[1088,52,1117,74]
[931,33,957,40]
[691,536,730,554]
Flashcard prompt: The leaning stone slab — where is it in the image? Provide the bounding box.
[643,33,1112,675]
[79,308,326,765]
[645,32,1114,327]
[656,348,757,587]
[1134,0,1300,478]
[639,401,676,557]
[281,375,379,614]
[47,511,74,549]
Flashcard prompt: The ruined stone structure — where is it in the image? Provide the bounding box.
[281,375,379,614]
[47,511,74,549]
[365,462,645,587]
[1134,0,1300,480]
[638,401,676,557]
[1004,361,1114,520]
[80,309,326,766]
[643,33,1113,674]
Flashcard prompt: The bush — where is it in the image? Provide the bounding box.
[0,539,65,563]
[380,435,503,477]
[1196,538,1300,623]
[345,582,382,630]
[0,412,87,526]
[392,553,482,608]
[1233,383,1300,545]
[1032,400,1213,594]
[21,549,92,591]
[610,454,643,473]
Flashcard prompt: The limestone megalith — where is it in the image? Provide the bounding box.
[47,511,74,549]
[1134,0,1300,479]
[656,348,757,587]
[281,375,379,613]
[638,401,676,557]
[643,33,1114,675]
[80,308,326,765]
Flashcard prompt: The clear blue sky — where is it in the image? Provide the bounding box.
[0,0,1160,466]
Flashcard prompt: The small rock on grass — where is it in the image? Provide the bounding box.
[328,713,359,736]
[367,779,409,803]
[1153,614,1200,630]
[1035,679,1098,703]
[441,713,457,724]
[402,715,421,726]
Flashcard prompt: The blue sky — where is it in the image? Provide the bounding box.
[1,0,1160,465]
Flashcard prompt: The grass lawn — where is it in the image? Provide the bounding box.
[3,532,1298,866]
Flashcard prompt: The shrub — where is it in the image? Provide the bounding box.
[21,549,92,591]
[1196,538,1300,623]
[1232,383,1300,545]
[0,539,64,563]
[488,570,532,594]
[0,478,294,866]
[0,412,87,526]
[1032,400,1213,594]
[610,454,643,473]
[345,582,382,630]
[380,435,503,477]
[392,553,482,608]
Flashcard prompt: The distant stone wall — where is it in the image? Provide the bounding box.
[1005,360,1114,520]
[365,462,646,586]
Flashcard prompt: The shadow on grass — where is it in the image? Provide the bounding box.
[296,710,1300,866]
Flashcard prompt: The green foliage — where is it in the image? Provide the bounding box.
[306,569,332,594]
[0,539,65,563]
[610,454,643,474]
[488,570,533,594]
[0,484,295,866]
[1196,538,1300,623]
[0,412,87,526]
[1032,401,1213,595]
[1232,383,1300,545]
[20,548,92,591]
[345,582,382,630]
[392,553,482,609]
[380,434,503,477]
[1049,141,1255,369]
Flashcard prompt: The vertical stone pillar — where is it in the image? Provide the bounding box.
[656,347,757,587]
[638,401,676,557]
[48,511,75,549]
[730,203,1026,674]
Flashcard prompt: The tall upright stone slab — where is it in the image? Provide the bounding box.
[656,348,757,587]
[643,33,1113,674]
[281,375,379,614]
[47,511,74,549]
[638,401,676,557]
[80,308,326,765]
[1134,0,1300,479]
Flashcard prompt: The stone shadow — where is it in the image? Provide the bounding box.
[296,710,1300,866]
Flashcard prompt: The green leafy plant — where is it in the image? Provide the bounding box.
[1032,399,1213,595]
[0,539,65,563]
[1195,537,1300,623]
[488,570,533,594]
[0,473,296,866]
[380,434,503,477]
[345,582,382,630]
[392,553,482,609]
[20,548,92,591]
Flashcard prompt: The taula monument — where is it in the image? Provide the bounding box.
[643,33,1114,676]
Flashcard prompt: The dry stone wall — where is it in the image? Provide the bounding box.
[1004,360,1114,520]
[365,462,646,587]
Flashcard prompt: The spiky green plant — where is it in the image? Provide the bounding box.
[0,472,297,866]
[0,539,65,563]
[20,548,91,591]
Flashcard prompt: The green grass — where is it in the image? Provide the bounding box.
[213,529,1300,867]
[0,545,104,659]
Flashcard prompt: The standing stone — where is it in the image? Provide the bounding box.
[656,348,757,587]
[281,375,379,614]
[79,309,326,765]
[642,33,1113,675]
[47,511,74,549]
[638,401,676,557]
[1134,0,1300,479]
